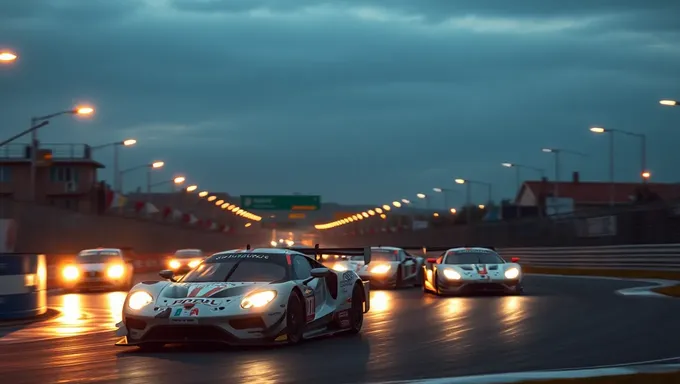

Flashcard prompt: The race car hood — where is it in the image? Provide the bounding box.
[157,282,267,302]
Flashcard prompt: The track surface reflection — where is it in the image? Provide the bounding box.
[2,275,679,384]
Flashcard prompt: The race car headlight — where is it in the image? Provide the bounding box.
[504,267,520,279]
[169,260,181,269]
[332,263,347,271]
[107,264,125,279]
[188,259,201,268]
[370,264,391,274]
[128,291,153,310]
[62,265,79,281]
[443,269,461,280]
[241,290,277,309]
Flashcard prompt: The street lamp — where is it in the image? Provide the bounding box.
[501,163,545,188]
[416,193,429,208]
[541,147,586,214]
[119,161,164,194]
[660,100,678,107]
[432,187,454,209]
[0,51,17,62]
[186,185,198,192]
[401,199,411,204]
[198,191,209,197]
[25,105,96,201]
[91,138,137,192]
[392,201,402,208]
[454,178,492,224]
[590,126,648,205]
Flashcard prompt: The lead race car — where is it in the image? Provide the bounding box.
[115,245,371,349]
[421,246,523,295]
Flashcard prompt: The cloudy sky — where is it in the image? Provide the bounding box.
[1,0,679,207]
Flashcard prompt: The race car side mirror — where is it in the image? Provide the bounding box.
[510,257,520,263]
[426,258,437,264]
[159,269,176,281]
[310,268,330,278]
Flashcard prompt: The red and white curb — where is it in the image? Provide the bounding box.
[530,273,679,297]
[367,363,680,384]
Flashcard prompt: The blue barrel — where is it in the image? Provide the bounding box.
[0,254,47,320]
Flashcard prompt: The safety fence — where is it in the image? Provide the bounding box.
[496,244,680,271]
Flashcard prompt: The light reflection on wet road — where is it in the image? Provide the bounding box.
[2,275,680,384]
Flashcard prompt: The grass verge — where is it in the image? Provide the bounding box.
[515,370,680,383]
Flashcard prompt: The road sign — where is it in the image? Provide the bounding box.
[289,213,306,219]
[241,195,321,211]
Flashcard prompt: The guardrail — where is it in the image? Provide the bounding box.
[497,244,680,271]
[0,254,48,320]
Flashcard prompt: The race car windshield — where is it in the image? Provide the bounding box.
[174,250,203,259]
[370,250,398,262]
[77,250,122,263]
[180,253,288,283]
[444,251,504,264]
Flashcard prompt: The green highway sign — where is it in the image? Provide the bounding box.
[240,195,321,211]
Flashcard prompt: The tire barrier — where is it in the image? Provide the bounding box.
[0,253,47,320]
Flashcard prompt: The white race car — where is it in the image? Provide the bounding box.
[331,246,424,289]
[61,248,135,292]
[422,247,523,295]
[115,246,371,350]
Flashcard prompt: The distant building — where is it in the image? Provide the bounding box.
[0,143,104,212]
[515,172,678,213]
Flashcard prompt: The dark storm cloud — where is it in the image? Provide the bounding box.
[1,1,679,205]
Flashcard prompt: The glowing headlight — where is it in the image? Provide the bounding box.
[370,264,391,274]
[241,290,277,309]
[128,291,153,310]
[504,267,520,279]
[62,265,79,281]
[188,260,201,268]
[107,265,125,278]
[443,269,461,280]
[332,263,347,271]
[169,260,181,269]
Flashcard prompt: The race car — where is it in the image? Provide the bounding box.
[115,245,371,350]
[166,249,205,274]
[421,247,523,295]
[350,246,424,289]
[61,248,135,292]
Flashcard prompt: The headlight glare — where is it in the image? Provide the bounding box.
[128,291,153,310]
[443,269,461,280]
[62,265,79,281]
[107,264,125,278]
[370,264,391,274]
[169,260,181,269]
[504,267,520,279]
[188,260,201,268]
[241,290,277,309]
[332,263,347,271]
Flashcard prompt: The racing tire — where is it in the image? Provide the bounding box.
[285,291,306,345]
[346,283,364,335]
[137,342,165,352]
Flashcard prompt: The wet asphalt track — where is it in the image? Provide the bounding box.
[2,274,680,384]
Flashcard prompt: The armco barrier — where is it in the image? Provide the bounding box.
[498,244,680,271]
[0,254,47,320]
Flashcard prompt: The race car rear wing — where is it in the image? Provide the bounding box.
[285,244,372,264]
[375,245,496,255]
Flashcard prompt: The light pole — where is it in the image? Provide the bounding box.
[432,187,455,209]
[91,139,137,192]
[0,51,17,63]
[455,178,492,224]
[119,161,164,194]
[149,176,185,192]
[660,100,678,107]
[416,193,429,209]
[501,163,545,218]
[541,147,586,213]
[27,106,95,201]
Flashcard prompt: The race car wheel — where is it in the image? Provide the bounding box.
[347,283,364,334]
[286,292,305,344]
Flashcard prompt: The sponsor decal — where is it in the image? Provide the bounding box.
[338,310,349,319]
[190,308,199,316]
[173,308,182,316]
[340,271,355,288]
[171,318,198,324]
[185,283,236,298]
[213,253,270,260]
[171,298,222,306]
[339,319,350,328]
[342,272,353,281]
[305,295,315,322]
[455,249,493,254]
